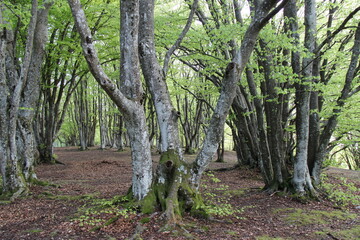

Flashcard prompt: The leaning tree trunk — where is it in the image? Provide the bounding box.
[192,0,289,188]
[68,0,153,200]
[312,22,360,184]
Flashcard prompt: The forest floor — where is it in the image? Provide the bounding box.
[1,147,359,240]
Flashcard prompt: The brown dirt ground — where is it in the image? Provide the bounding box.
[0,147,359,240]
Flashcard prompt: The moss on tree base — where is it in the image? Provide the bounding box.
[138,150,208,223]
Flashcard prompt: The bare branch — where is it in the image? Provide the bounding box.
[163,0,199,76]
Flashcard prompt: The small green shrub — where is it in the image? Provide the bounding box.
[139,217,151,224]
[74,196,136,229]
[321,175,360,206]
[202,173,247,219]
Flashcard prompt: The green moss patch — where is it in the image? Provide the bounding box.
[72,195,137,231]
[315,225,360,240]
[39,192,97,201]
[223,188,246,197]
[273,208,357,226]
[23,228,43,233]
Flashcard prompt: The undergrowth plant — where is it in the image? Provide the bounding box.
[202,171,247,219]
[74,196,136,230]
[320,174,360,207]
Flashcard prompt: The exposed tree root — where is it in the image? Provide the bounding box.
[9,186,28,201]
[205,164,240,172]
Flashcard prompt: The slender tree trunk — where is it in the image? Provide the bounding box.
[292,0,316,195]
[98,92,107,149]
[312,22,360,184]
[192,0,288,188]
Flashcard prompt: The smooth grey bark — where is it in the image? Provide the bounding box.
[68,0,152,200]
[292,0,316,195]
[139,0,184,155]
[138,0,201,157]
[98,92,107,149]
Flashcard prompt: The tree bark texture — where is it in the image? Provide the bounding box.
[0,0,52,198]
[68,0,152,200]
[292,0,316,195]
[138,0,203,223]
[139,0,182,155]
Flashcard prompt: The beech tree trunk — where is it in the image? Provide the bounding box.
[292,0,316,195]
[192,0,289,188]
[68,0,152,200]
[312,22,360,184]
[139,0,288,223]
[138,0,200,223]
[0,0,52,198]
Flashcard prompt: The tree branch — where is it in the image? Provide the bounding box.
[163,0,199,76]
[259,0,289,29]
[315,5,360,53]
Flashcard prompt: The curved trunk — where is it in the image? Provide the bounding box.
[192,0,287,188]
[68,0,153,200]
[138,0,200,223]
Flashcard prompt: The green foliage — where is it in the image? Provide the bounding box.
[139,217,151,224]
[39,192,96,201]
[30,178,58,187]
[320,175,360,207]
[202,172,247,219]
[204,172,222,183]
